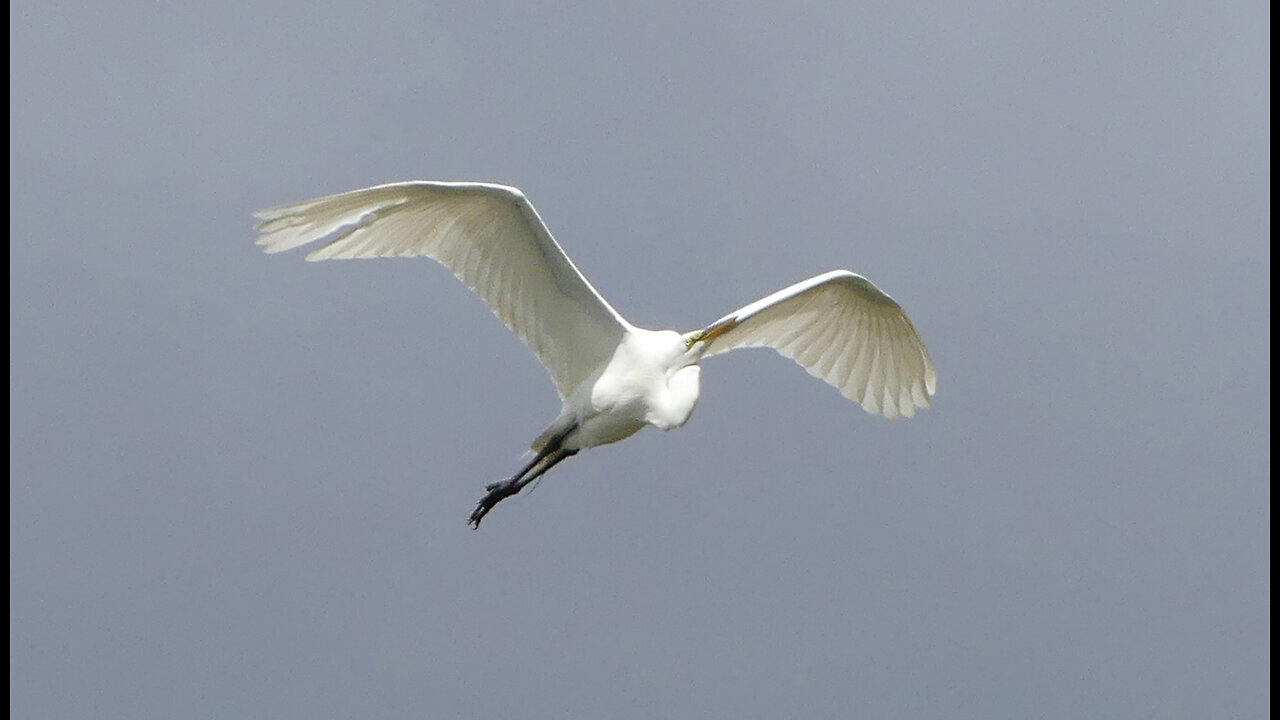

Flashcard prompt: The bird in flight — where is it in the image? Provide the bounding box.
[255,182,936,527]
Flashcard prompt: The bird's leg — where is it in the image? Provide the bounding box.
[468,421,578,529]
[482,420,577,492]
[469,448,578,528]
[484,451,547,493]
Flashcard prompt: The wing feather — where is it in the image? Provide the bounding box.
[696,270,935,419]
[255,182,630,398]
[863,323,886,416]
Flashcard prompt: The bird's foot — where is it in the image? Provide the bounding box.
[468,479,521,529]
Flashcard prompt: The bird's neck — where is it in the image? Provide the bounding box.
[646,364,701,431]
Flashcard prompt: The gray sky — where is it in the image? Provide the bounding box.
[10,1,1269,718]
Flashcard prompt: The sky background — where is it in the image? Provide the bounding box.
[10,1,1269,718]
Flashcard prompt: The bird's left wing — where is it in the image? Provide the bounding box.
[692,270,936,419]
[254,182,630,399]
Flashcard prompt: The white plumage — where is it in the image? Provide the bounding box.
[255,181,936,526]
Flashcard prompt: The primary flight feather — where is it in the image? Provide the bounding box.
[255,181,936,527]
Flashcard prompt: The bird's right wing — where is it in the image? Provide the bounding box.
[694,270,936,419]
[254,182,630,399]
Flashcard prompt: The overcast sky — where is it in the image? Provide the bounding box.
[10,1,1269,718]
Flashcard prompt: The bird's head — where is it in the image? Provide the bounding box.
[682,317,739,352]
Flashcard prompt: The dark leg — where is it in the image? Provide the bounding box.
[490,448,552,493]
[468,421,578,529]
[469,448,578,528]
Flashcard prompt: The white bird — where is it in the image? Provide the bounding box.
[254,181,936,527]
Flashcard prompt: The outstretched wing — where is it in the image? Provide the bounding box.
[254,181,630,399]
[694,270,936,419]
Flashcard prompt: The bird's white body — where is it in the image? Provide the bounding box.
[255,181,936,525]
[566,328,701,448]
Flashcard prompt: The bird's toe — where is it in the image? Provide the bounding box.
[469,480,520,528]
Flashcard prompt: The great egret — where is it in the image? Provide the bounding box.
[255,182,936,527]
